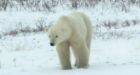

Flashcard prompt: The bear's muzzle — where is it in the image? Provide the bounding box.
[50,43,55,46]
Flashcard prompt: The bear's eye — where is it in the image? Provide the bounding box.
[55,35,58,38]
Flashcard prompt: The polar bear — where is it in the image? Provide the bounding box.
[47,11,92,69]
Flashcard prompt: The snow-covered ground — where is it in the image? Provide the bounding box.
[1,3,140,75]
[0,30,140,75]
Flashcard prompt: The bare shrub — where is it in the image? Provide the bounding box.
[36,25,45,31]
[20,26,32,33]
[1,0,140,11]
[4,30,18,36]
[0,35,1,39]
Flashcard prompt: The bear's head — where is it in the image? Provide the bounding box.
[48,24,72,46]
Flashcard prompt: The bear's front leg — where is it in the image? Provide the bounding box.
[56,42,72,70]
[71,40,89,68]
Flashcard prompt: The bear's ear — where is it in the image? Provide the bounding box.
[44,21,54,32]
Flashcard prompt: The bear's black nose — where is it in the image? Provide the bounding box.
[50,43,54,46]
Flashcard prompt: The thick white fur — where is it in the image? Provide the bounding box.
[48,11,92,69]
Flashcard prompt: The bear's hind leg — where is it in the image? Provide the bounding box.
[56,42,72,70]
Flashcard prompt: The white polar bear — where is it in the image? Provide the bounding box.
[47,11,92,69]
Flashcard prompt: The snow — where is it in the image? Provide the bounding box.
[0,11,47,33]
[1,3,140,75]
[0,32,140,75]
